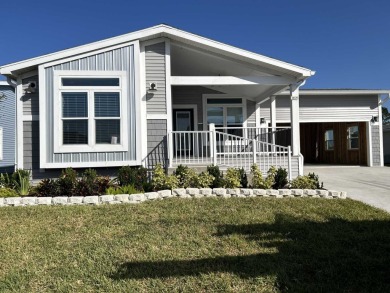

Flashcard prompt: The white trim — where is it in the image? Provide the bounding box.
[38,65,46,168]
[0,81,9,86]
[16,77,23,169]
[367,121,372,167]
[165,40,173,135]
[139,41,148,166]
[299,118,372,123]
[0,127,3,161]
[146,114,168,119]
[171,75,295,86]
[22,115,39,121]
[255,102,261,127]
[52,70,128,153]
[172,104,198,131]
[0,24,313,77]
[378,95,384,166]
[19,70,38,80]
[133,40,142,165]
[40,160,139,169]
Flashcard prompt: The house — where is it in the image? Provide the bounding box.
[0,81,15,174]
[0,24,386,179]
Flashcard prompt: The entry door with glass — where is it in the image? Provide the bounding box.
[173,109,194,155]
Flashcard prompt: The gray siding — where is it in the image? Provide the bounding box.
[299,95,379,122]
[172,86,220,130]
[0,85,15,173]
[371,125,381,166]
[246,99,256,126]
[44,45,136,165]
[146,119,167,169]
[22,75,39,115]
[23,121,39,170]
[145,42,166,114]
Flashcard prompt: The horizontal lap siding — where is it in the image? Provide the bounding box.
[22,75,39,115]
[172,86,220,130]
[146,119,167,169]
[0,86,15,173]
[145,42,166,114]
[246,100,256,127]
[45,45,136,165]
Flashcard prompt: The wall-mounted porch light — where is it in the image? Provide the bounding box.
[260,118,266,124]
[371,116,379,123]
[148,82,158,93]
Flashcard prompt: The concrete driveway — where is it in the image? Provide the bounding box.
[304,166,390,213]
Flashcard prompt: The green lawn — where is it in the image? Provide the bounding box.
[0,198,389,292]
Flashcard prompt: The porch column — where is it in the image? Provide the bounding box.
[290,84,300,156]
[270,96,276,145]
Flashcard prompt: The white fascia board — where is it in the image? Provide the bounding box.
[171,75,295,86]
[0,81,9,86]
[277,89,390,95]
[0,24,314,78]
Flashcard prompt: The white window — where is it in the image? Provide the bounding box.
[347,125,359,150]
[324,129,334,151]
[206,98,244,136]
[53,71,128,153]
[0,127,3,161]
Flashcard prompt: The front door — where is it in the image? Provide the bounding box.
[173,109,194,155]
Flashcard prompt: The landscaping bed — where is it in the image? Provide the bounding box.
[0,198,389,292]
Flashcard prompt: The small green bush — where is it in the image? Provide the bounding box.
[290,175,317,189]
[151,164,179,190]
[250,165,275,189]
[106,184,142,195]
[238,168,248,188]
[57,168,78,196]
[224,168,241,188]
[117,166,148,191]
[273,167,288,189]
[13,169,31,196]
[0,173,13,188]
[174,165,195,188]
[0,187,18,198]
[308,172,324,189]
[207,165,224,188]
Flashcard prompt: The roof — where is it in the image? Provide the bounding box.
[0,24,314,79]
[278,89,390,95]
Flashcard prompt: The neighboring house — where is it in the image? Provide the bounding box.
[0,24,386,179]
[384,124,390,164]
[0,81,15,173]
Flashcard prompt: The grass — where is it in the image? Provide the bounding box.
[0,198,389,292]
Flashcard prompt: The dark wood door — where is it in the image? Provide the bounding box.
[300,122,367,165]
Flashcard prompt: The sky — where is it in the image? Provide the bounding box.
[1,0,390,95]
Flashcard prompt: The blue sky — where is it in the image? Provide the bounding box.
[1,0,390,92]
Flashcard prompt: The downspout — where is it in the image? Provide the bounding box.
[6,77,18,171]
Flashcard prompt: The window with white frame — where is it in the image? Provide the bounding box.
[206,98,244,136]
[324,129,334,151]
[347,125,359,150]
[54,71,128,153]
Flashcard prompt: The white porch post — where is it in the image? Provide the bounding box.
[290,84,300,156]
[270,96,276,146]
[209,123,217,165]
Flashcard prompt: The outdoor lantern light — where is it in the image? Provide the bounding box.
[260,118,266,124]
[371,116,379,123]
[148,82,158,92]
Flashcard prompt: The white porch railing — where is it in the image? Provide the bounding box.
[168,124,292,178]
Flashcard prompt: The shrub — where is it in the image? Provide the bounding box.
[96,176,116,195]
[117,166,148,191]
[151,164,166,191]
[290,175,317,189]
[36,179,60,197]
[13,169,31,196]
[57,168,78,196]
[273,167,288,189]
[0,187,18,198]
[224,168,241,188]
[174,165,196,188]
[207,165,224,188]
[195,171,214,188]
[238,168,248,188]
[250,164,275,189]
[0,173,13,188]
[106,184,142,195]
[164,174,179,190]
[308,172,324,189]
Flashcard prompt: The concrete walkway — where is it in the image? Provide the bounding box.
[304,165,390,213]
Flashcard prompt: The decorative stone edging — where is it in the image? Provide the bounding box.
[0,188,347,207]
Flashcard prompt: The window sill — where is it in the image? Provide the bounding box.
[54,143,128,153]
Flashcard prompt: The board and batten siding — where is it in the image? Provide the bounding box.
[22,75,39,116]
[172,86,221,130]
[0,85,15,173]
[43,45,136,165]
[145,42,166,114]
[23,121,39,170]
[145,119,167,168]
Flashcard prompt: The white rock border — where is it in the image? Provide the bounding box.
[0,188,347,207]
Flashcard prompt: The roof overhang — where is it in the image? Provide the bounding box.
[0,24,314,80]
[277,89,390,95]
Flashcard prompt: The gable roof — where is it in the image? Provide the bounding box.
[0,24,314,79]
